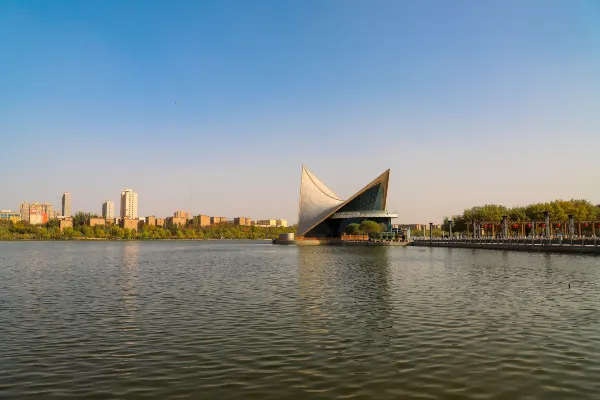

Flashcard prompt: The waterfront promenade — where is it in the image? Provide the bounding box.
[413,236,600,254]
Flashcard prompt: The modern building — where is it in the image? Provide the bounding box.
[193,214,211,227]
[233,217,252,226]
[174,210,190,219]
[20,202,53,223]
[296,166,397,238]
[120,189,138,219]
[62,192,71,217]
[102,200,115,220]
[0,210,21,223]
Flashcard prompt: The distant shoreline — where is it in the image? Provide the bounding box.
[0,238,275,242]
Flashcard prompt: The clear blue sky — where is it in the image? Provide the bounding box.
[1,0,599,223]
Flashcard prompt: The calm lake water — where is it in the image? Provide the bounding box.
[1,241,600,399]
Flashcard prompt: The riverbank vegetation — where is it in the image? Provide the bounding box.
[0,218,296,241]
[444,199,600,233]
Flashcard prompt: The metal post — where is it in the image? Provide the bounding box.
[568,215,574,245]
[544,211,550,243]
[429,222,433,245]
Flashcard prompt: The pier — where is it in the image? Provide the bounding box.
[413,237,600,254]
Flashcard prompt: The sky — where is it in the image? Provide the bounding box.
[1,0,599,223]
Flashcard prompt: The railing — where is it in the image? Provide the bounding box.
[413,235,599,247]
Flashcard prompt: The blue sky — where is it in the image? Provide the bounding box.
[1,0,599,223]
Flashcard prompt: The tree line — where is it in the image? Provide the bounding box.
[443,199,600,233]
[0,215,296,241]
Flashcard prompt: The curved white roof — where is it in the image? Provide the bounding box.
[297,166,391,237]
[296,166,345,237]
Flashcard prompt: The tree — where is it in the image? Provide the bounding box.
[82,226,94,238]
[345,223,361,234]
[62,227,75,239]
[359,220,381,235]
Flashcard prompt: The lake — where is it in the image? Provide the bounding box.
[1,241,599,399]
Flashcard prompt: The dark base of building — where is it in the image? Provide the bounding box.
[273,238,411,247]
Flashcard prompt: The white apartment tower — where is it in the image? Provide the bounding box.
[120,189,138,219]
[102,200,115,220]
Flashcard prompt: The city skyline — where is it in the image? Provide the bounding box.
[1,1,599,223]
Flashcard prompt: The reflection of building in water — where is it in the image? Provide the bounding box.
[297,247,394,343]
[120,243,140,315]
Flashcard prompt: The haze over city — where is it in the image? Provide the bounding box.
[1,1,599,223]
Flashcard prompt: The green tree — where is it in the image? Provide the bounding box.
[82,226,94,238]
[345,223,361,234]
[62,227,75,239]
[359,220,381,235]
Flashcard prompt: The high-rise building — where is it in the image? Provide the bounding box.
[120,189,138,219]
[62,192,71,217]
[102,200,115,220]
[20,202,53,223]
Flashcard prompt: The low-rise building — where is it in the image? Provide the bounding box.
[145,216,157,226]
[0,210,21,223]
[166,216,187,227]
[89,218,106,227]
[59,218,73,231]
[211,216,227,224]
[174,210,190,219]
[121,218,139,231]
[234,217,252,226]
[193,214,211,227]
[253,219,287,228]
[156,218,165,227]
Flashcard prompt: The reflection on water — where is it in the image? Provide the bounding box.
[118,243,140,357]
[298,247,393,348]
[1,242,600,399]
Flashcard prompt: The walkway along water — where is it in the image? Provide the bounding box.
[413,236,600,254]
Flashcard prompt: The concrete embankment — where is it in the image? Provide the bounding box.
[413,240,600,254]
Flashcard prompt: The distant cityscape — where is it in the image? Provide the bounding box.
[0,188,288,231]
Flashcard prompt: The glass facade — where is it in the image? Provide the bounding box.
[340,184,385,212]
[304,183,390,237]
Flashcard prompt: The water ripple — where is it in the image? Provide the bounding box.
[1,242,600,399]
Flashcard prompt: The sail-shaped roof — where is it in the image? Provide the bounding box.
[297,167,390,237]
[296,166,345,237]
